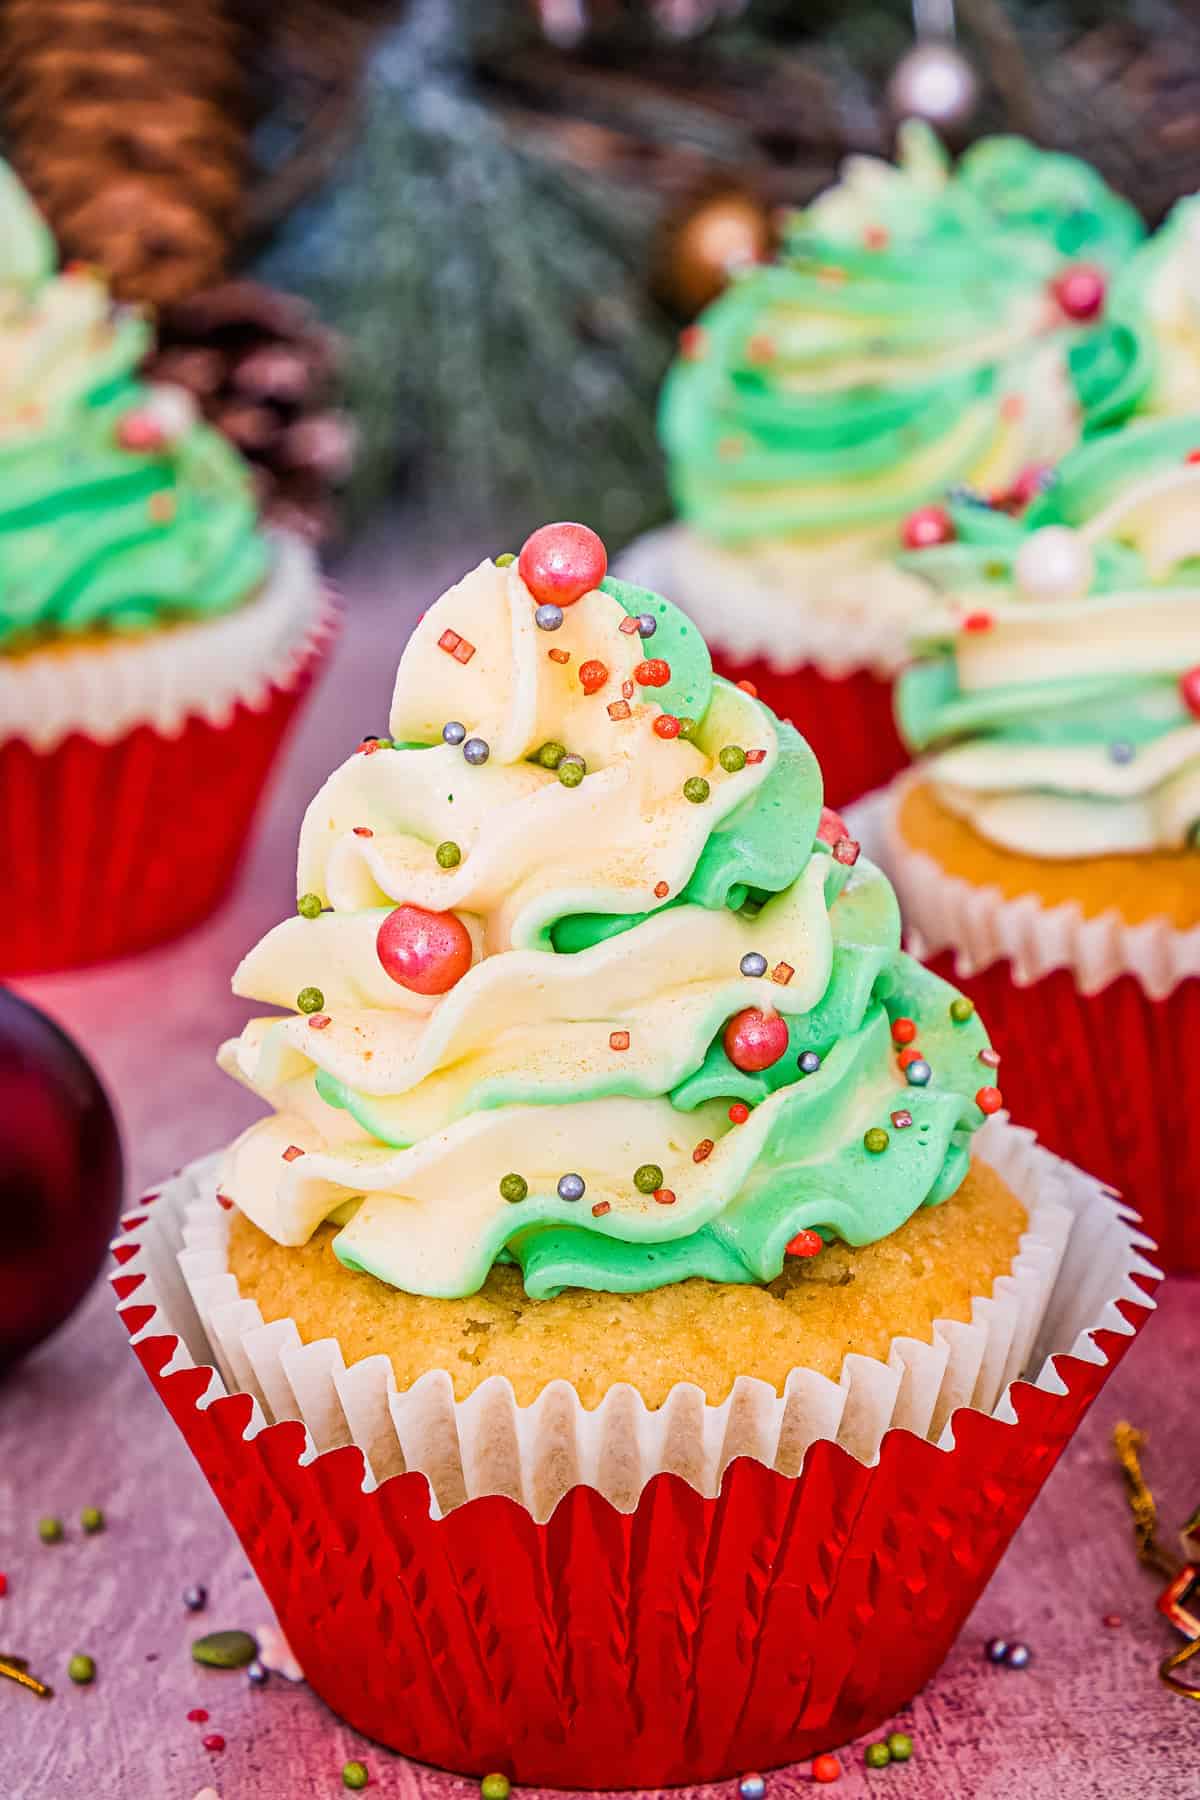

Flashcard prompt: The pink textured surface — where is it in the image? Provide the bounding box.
[3,519,1199,1798]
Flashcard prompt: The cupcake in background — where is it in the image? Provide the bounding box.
[0,162,334,975]
[622,123,1143,808]
[117,524,1156,1786]
[881,414,1199,1270]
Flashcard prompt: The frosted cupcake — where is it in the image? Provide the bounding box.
[883,415,1199,1270]
[0,161,332,974]
[116,523,1156,1785]
[624,124,1143,807]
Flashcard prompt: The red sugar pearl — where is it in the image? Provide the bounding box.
[203,1734,226,1752]
[736,679,758,696]
[976,1086,1004,1115]
[1053,263,1106,321]
[693,1139,714,1163]
[728,1102,751,1125]
[963,612,994,633]
[1181,666,1200,718]
[724,1007,789,1072]
[653,714,682,740]
[376,905,472,995]
[897,1046,925,1072]
[579,659,609,695]
[891,1017,917,1045]
[518,522,607,607]
[786,1229,823,1259]
[812,1753,841,1784]
[902,506,953,551]
[653,1188,676,1206]
[187,1709,209,1724]
[634,658,671,688]
[0,1572,7,1597]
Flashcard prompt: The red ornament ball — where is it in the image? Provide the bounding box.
[897,1046,925,1072]
[518,522,607,608]
[1181,666,1200,718]
[812,1753,841,1784]
[634,658,671,688]
[376,905,472,995]
[1008,463,1053,510]
[728,1102,751,1125]
[1053,264,1106,321]
[786,1229,823,1259]
[724,1007,789,1072]
[578,658,609,695]
[901,505,954,551]
[976,1085,1004,1115]
[891,1017,917,1045]
[653,714,682,740]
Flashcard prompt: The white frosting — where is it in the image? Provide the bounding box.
[0,532,326,752]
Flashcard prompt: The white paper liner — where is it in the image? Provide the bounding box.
[616,523,923,678]
[851,778,1200,1000]
[0,531,325,752]
[114,1123,1157,1525]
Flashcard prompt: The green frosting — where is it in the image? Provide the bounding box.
[660,122,1143,546]
[0,160,270,649]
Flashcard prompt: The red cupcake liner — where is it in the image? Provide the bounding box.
[2,599,337,976]
[927,952,1200,1275]
[710,648,910,811]
[113,1155,1156,1788]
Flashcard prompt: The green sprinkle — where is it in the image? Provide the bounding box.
[558,755,586,788]
[38,1517,64,1544]
[536,740,566,769]
[191,1629,258,1670]
[297,893,323,919]
[718,745,746,773]
[949,997,975,1023]
[683,776,710,804]
[343,1762,370,1791]
[886,1733,913,1763]
[864,1742,891,1769]
[864,1127,889,1155]
[499,1173,528,1204]
[495,552,516,567]
[297,986,325,1015]
[634,1163,664,1195]
[481,1777,511,1800]
[67,1654,95,1686]
[436,840,462,869]
[80,1506,105,1535]
[676,717,698,741]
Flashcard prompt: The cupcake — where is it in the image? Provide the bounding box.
[623,123,1143,808]
[116,523,1156,1786]
[883,415,1199,1272]
[0,161,333,975]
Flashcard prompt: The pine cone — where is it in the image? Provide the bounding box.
[146,279,356,546]
[0,0,248,306]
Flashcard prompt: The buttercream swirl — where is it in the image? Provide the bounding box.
[659,125,1142,560]
[897,415,1200,857]
[219,545,1000,1300]
[0,159,269,648]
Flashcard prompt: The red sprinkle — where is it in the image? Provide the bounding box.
[307,1014,331,1030]
[897,1047,924,1072]
[891,1018,917,1045]
[976,1085,1004,1115]
[902,505,953,551]
[607,699,632,721]
[0,1573,7,1597]
[728,1102,750,1125]
[1052,263,1106,321]
[609,1030,630,1052]
[654,880,669,898]
[1187,450,1200,465]
[692,1139,714,1163]
[548,647,570,664]
[744,748,766,764]
[679,325,708,360]
[747,333,775,363]
[978,1047,1001,1068]
[621,679,634,700]
[282,1145,305,1162]
[1103,1613,1123,1628]
[437,628,462,655]
[357,738,383,755]
[770,962,794,986]
[890,1110,914,1130]
[634,658,671,688]
[619,615,641,635]
[1181,666,1200,717]
[832,837,860,866]
[863,223,889,250]
[203,1734,226,1753]
[737,680,758,697]
[817,806,850,847]
[592,1200,612,1218]
[579,658,609,694]
[962,612,994,633]
[215,1192,234,1210]
[187,1708,209,1724]
[353,826,374,838]
[452,637,476,664]
[653,1188,676,1206]
[786,1229,823,1258]
[148,492,175,524]
[653,715,682,740]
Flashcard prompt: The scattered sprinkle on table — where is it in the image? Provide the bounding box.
[38,1517,63,1545]
[480,1777,510,1800]
[342,1762,369,1791]
[67,1654,95,1685]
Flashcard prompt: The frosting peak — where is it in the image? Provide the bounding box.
[221,530,1000,1299]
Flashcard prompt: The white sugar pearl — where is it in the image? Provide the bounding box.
[143,381,198,441]
[1014,525,1093,604]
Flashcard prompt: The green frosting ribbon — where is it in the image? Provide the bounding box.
[0,159,270,650]
[660,123,1143,545]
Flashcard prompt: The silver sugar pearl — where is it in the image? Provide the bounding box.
[247,1658,269,1686]
[739,952,767,978]
[636,613,658,639]
[1005,1642,1032,1669]
[442,721,466,745]
[557,1173,586,1202]
[463,737,490,765]
[797,1051,822,1075]
[739,1777,766,1800]
[1108,740,1135,765]
[535,603,565,631]
[183,1585,208,1613]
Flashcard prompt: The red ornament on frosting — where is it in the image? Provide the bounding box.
[376,905,472,995]
[816,806,849,848]
[724,1008,789,1072]
[518,523,607,608]
[901,506,954,551]
[117,411,166,452]
[1182,666,1200,718]
[1052,264,1106,321]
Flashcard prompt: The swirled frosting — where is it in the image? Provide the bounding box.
[660,124,1142,557]
[219,545,1000,1299]
[897,415,1200,858]
[0,160,269,649]
[1073,193,1200,432]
